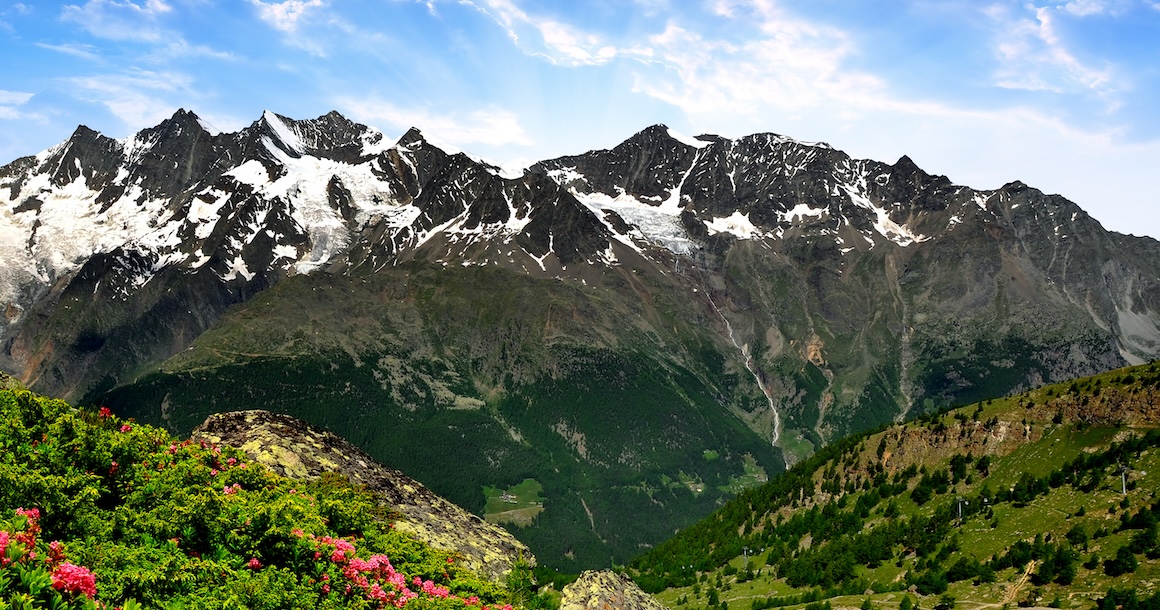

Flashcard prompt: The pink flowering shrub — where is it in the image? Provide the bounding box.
[52,562,97,597]
[0,387,521,610]
[0,507,105,609]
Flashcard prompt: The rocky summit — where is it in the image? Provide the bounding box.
[2,109,1159,569]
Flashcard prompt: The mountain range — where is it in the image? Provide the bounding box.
[2,109,1159,569]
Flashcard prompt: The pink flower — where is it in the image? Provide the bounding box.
[51,562,97,598]
[119,424,132,433]
[227,457,237,466]
[210,469,218,477]
[48,541,66,564]
[15,507,40,521]
[98,407,112,418]
[321,583,331,594]
[349,558,373,573]
[247,558,261,570]
[368,584,388,601]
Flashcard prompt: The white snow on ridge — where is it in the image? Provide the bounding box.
[705,211,763,239]
[780,203,827,223]
[839,183,929,247]
[0,159,192,305]
[569,186,696,255]
[226,152,415,273]
[262,110,305,154]
[666,127,711,149]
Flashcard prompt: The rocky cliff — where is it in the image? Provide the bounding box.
[191,409,532,581]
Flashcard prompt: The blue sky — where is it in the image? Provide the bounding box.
[2,0,1159,238]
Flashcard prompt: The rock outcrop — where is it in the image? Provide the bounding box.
[191,409,532,581]
[559,570,666,610]
[0,370,21,389]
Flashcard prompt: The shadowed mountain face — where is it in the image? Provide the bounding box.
[2,110,1158,569]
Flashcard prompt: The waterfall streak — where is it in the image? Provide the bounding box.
[710,300,781,446]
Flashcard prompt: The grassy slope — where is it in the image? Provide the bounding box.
[633,361,1160,609]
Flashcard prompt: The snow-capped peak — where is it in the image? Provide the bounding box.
[261,110,305,155]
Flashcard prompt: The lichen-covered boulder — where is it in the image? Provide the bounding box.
[191,409,532,581]
[0,371,22,390]
[560,570,666,610]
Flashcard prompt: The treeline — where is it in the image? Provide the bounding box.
[102,342,784,571]
[629,429,882,592]
[631,385,1160,598]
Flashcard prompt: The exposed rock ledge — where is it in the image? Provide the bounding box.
[191,410,532,581]
[560,570,666,610]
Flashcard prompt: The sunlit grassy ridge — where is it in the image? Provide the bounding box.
[0,388,546,609]
[630,362,1160,609]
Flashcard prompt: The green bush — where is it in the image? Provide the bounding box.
[0,388,517,609]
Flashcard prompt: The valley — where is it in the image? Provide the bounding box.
[2,110,1160,571]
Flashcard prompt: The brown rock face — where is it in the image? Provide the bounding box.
[191,410,532,581]
[559,571,666,610]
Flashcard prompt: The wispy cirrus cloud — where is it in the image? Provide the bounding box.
[336,97,533,148]
[60,0,172,42]
[460,0,640,66]
[0,90,36,121]
[66,69,196,130]
[987,4,1114,98]
[630,0,886,121]
[35,42,103,62]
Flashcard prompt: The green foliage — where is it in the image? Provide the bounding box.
[1098,588,1160,610]
[0,389,517,609]
[636,364,1160,610]
[1103,545,1139,577]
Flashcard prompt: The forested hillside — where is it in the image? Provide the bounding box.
[630,362,1160,609]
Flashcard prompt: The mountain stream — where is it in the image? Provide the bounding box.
[709,299,782,447]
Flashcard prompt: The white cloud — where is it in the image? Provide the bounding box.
[67,70,195,130]
[0,90,34,120]
[0,90,35,121]
[60,0,171,42]
[990,5,1113,97]
[461,0,638,66]
[336,97,534,148]
[249,0,325,33]
[630,2,884,120]
[1061,0,1105,15]
[35,42,103,62]
[147,40,235,61]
